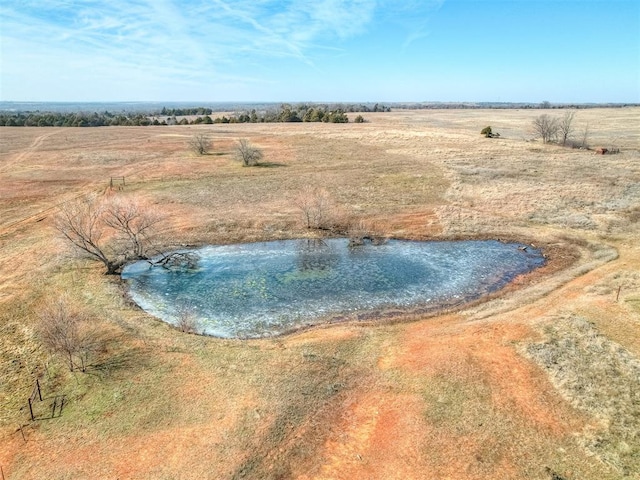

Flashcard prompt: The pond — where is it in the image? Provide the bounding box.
[122,238,545,338]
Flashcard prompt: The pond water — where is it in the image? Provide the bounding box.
[122,239,545,338]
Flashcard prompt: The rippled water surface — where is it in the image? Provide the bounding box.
[122,239,544,338]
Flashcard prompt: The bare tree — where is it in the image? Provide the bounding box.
[56,196,120,274]
[188,134,212,155]
[558,111,576,146]
[102,198,163,259]
[235,138,263,166]
[532,114,559,144]
[580,122,591,149]
[56,195,162,274]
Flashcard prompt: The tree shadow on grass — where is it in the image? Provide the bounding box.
[197,151,226,156]
[255,162,288,168]
[84,346,149,377]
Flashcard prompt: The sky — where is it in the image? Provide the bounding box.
[1,0,638,103]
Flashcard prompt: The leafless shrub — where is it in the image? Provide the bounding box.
[557,111,575,146]
[346,219,387,247]
[236,138,263,166]
[175,304,198,333]
[602,137,621,155]
[294,187,336,230]
[347,219,368,246]
[579,122,591,149]
[36,297,96,372]
[531,114,559,144]
[188,134,212,155]
[532,112,591,149]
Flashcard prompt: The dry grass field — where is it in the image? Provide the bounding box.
[0,108,639,479]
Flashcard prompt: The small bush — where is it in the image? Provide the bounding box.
[236,138,263,167]
[188,134,212,155]
[36,297,104,372]
[481,126,499,138]
[176,305,198,333]
[295,187,335,230]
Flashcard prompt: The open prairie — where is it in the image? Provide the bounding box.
[1,108,639,479]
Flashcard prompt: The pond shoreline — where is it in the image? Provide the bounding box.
[120,237,560,339]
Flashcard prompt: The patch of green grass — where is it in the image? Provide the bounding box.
[0,292,51,427]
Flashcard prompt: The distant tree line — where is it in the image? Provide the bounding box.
[0,111,162,127]
[391,102,639,110]
[159,106,213,116]
[3,102,637,127]
[0,103,389,127]
[215,105,348,124]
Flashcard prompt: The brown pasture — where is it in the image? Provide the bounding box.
[0,108,639,479]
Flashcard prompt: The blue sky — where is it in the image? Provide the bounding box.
[1,0,638,103]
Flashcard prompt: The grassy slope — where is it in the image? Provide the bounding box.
[0,108,639,479]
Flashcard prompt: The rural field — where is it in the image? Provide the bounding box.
[1,108,639,479]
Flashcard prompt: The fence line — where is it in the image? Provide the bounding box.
[109,176,126,189]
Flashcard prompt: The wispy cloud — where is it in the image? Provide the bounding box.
[0,0,458,99]
[0,0,443,100]
[381,0,446,50]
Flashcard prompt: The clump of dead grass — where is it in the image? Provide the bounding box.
[586,270,640,297]
[523,315,640,477]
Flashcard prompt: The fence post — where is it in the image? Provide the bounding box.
[36,378,42,401]
[616,286,621,302]
[28,398,35,421]
[122,176,126,186]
